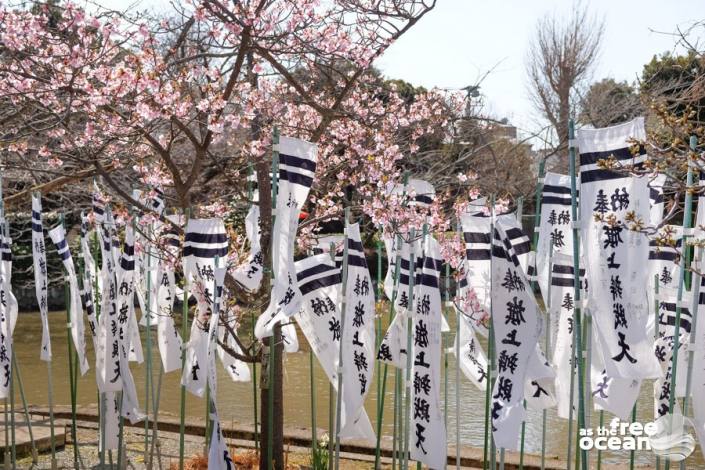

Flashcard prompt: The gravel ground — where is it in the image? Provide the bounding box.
[12,421,394,469]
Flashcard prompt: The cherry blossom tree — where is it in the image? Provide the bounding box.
[0,1,489,466]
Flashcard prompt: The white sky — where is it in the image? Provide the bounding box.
[377,0,704,138]
[104,0,704,139]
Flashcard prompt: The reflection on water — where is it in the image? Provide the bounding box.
[9,311,705,468]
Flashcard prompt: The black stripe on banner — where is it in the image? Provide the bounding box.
[459,277,468,288]
[55,238,68,250]
[32,222,42,232]
[300,273,342,296]
[123,244,134,256]
[423,257,443,272]
[512,240,531,255]
[579,145,646,167]
[551,278,576,287]
[541,196,572,206]
[166,239,180,248]
[183,246,228,258]
[297,263,339,282]
[59,250,70,261]
[542,184,572,194]
[185,232,227,244]
[580,167,643,184]
[552,265,586,275]
[415,195,433,204]
[347,238,364,252]
[347,255,367,268]
[279,153,316,172]
[464,232,489,243]
[649,252,677,261]
[279,169,314,188]
[504,228,525,240]
[120,258,135,270]
[466,249,491,260]
[32,210,41,220]
[417,273,439,288]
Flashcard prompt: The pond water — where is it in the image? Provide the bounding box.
[9,310,705,468]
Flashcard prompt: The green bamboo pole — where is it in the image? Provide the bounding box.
[596,411,604,470]
[268,126,280,470]
[89,220,105,470]
[116,392,125,470]
[246,164,260,457]
[454,222,462,470]
[568,120,588,470]
[12,355,38,463]
[178,207,191,470]
[60,213,80,470]
[333,208,351,470]
[375,234,403,470]
[328,381,334,470]
[3,395,8,470]
[653,275,660,470]
[393,366,400,470]
[488,197,497,470]
[375,240,383,450]
[515,197,526,470]
[148,362,165,469]
[309,342,318,464]
[540,244,553,470]
[9,352,15,470]
[665,135,697,470]
[401,227,421,470]
[443,259,449,470]
[144,223,154,463]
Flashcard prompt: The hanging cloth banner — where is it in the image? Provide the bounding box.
[646,226,682,336]
[648,174,667,227]
[182,218,229,397]
[49,224,89,376]
[691,275,705,458]
[490,216,542,451]
[31,195,51,361]
[339,223,376,439]
[378,238,417,369]
[96,208,121,392]
[524,346,557,411]
[0,229,17,399]
[115,225,145,423]
[453,305,489,391]
[535,172,574,307]
[408,235,446,468]
[293,253,376,440]
[132,188,165,328]
[153,216,183,373]
[256,136,318,339]
[216,310,252,382]
[549,254,585,419]
[577,117,660,380]
[652,286,691,419]
[79,213,100,350]
[233,203,264,292]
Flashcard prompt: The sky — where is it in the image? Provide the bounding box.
[376,0,705,138]
[107,0,704,139]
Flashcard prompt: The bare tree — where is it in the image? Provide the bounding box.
[526,3,604,170]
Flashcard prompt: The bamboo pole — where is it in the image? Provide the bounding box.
[9,353,15,470]
[540,245,553,470]
[486,196,498,470]
[246,164,260,457]
[568,120,588,470]
[267,126,280,470]
[12,355,38,463]
[144,223,154,463]
[401,227,421,470]
[333,208,351,470]
[653,275,660,470]
[454,222,462,470]
[375,234,403,470]
[178,207,191,470]
[665,135,697,470]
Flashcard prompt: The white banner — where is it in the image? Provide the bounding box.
[96,209,119,392]
[256,136,318,338]
[48,224,89,376]
[454,306,489,390]
[535,172,574,306]
[79,213,100,351]
[115,226,144,423]
[577,117,660,380]
[233,204,264,292]
[182,218,229,397]
[155,216,183,373]
[409,235,446,468]
[648,174,667,227]
[0,230,17,399]
[293,253,375,440]
[31,195,51,361]
[646,226,681,335]
[490,217,542,450]
[549,254,584,419]
[339,223,376,440]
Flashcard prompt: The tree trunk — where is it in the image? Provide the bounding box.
[259,322,284,470]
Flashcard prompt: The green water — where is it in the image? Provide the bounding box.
[8,311,704,468]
